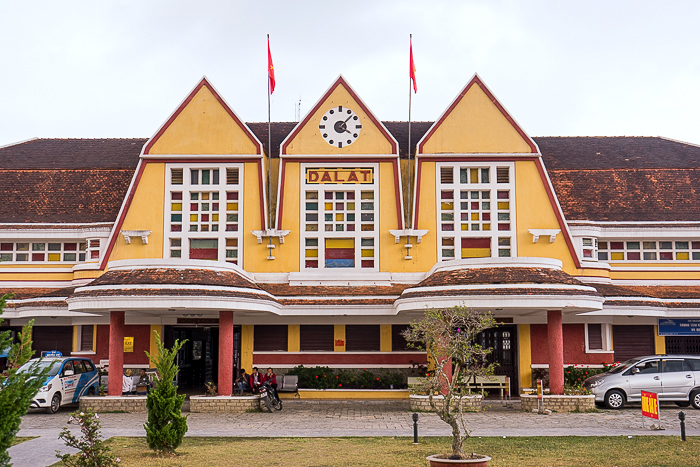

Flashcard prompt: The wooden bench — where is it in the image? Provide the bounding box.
[464,375,507,398]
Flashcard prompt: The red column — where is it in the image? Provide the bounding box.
[108,311,125,396]
[218,311,234,396]
[547,310,564,395]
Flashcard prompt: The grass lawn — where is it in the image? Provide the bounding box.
[49,436,700,467]
[11,437,37,447]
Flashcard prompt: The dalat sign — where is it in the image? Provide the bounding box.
[305,168,374,184]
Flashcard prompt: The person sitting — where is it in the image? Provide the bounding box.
[136,369,151,394]
[235,368,251,395]
[122,369,134,395]
[263,367,280,402]
[249,367,263,394]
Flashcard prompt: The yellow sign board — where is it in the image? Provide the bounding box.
[305,168,374,184]
[123,337,134,353]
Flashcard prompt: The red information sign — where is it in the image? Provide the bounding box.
[641,391,659,420]
[536,379,543,400]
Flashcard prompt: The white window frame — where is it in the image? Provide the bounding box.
[0,241,87,264]
[584,323,612,353]
[73,324,96,355]
[164,162,244,264]
[300,162,379,272]
[597,239,700,263]
[436,162,516,261]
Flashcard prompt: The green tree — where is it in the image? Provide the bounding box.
[403,306,497,460]
[0,293,50,467]
[143,331,188,456]
[55,409,120,466]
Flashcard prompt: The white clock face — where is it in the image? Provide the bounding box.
[319,106,361,148]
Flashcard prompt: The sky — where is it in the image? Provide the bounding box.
[1,1,699,147]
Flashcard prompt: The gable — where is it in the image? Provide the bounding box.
[282,76,397,156]
[419,75,537,154]
[144,78,261,156]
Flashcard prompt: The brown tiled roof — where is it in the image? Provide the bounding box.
[278,298,394,306]
[401,287,601,300]
[70,287,278,303]
[536,137,700,170]
[84,268,262,290]
[415,267,585,288]
[0,288,63,300]
[0,138,146,169]
[593,284,700,300]
[548,168,700,222]
[0,169,135,223]
[246,122,298,158]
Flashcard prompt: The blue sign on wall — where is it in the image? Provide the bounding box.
[658,319,700,336]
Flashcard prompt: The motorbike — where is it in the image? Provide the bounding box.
[259,381,282,412]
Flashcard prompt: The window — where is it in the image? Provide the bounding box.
[597,240,700,262]
[0,241,86,263]
[301,165,378,270]
[165,163,243,264]
[253,325,288,351]
[345,325,381,351]
[391,325,410,351]
[78,325,95,352]
[437,163,515,261]
[299,325,334,351]
[585,323,612,352]
[581,237,597,260]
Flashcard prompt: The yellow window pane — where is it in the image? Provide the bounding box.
[226,239,238,246]
[471,213,479,221]
[326,238,354,248]
[212,214,219,221]
[497,202,510,210]
[202,193,210,200]
[306,249,318,258]
[610,252,624,260]
[306,225,318,231]
[347,203,355,210]
[462,248,490,258]
[48,253,61,261]
[325,203,333,210]
[190,214,198,222]
[336,213,344,221]
[461,224,469,231]
[361,192,374,199]
[483,224,491,231]
[227,203,238,211]
[171,203,182,211]
[306,192,318,200]
[677,252,690,260]
[470,168,478,183]
[361,249,374,257]
[441,202,454,210]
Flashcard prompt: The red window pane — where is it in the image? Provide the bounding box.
[171,225,182,232]
[227,192,238,200]
[325,192,333,200]
[461,238,490,248]
[190,203,198,211]
[0,243,12,251]
[482,213,491,221]
[212,203,219,211]
[627,252,641,260]
[361,260,374,268]
[171,192,183,200]
[189,248,217,260]
[693,242,700,249]
[497,191,509,199]
[90,251,99,259]
[336,203,344,210]
[305,260,318,268]
[660,252,673,260]
[226,225,238,231]
[347,192,355,200]
[442,224,454,231]
[610,242,624,250]
[347,225,355,231]
[498,223,510,231]
[471,202,479,210]
[64,243,77,251]
[441,191,452,200]
[583,250,593,258]
[32,253,44,261]
[201,214,209,222]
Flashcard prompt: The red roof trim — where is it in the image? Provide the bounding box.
[143,77,261,156]
[417,75,537,154]
[280,76,398,155]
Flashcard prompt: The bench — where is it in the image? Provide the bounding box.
[277,374,299,398]
[464,375,507,398]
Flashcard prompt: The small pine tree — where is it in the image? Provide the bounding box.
[143,331,188,456]
[0,293,50,467]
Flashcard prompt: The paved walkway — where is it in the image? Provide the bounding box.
[10,400,699,467]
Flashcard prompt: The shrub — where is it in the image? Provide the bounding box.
[56,409,120,466]
[286,365,407,389]
[143,331,188,456]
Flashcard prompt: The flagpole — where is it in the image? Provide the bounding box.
[407,34,413,230]
[267,34,272,231]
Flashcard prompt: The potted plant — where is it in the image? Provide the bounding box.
[403,306,497,466]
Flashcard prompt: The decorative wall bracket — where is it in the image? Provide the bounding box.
[389,229,429,260]
[121,230,152,244]
[528,229,561,243]
[251,229,291,244]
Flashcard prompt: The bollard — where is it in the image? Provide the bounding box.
[412,412,419,444]
[679,411,686,442]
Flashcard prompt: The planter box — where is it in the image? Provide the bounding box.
[189,395,262,413]
[409,394,482,412]
[79,396,147,413]
[520,394,595,413]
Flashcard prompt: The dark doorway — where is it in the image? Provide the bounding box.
[478,325,519,395]
[164,325,241,390]
[613,325,654,362]
[664,336,700,355]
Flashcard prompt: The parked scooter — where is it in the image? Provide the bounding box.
[259,380,282,412]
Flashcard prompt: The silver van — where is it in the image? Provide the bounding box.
[583,355,700,409]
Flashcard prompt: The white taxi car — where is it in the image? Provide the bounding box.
[19,352,100,413]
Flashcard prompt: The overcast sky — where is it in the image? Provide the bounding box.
[1,1,698,147]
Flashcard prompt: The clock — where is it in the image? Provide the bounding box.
[319,106,361,148]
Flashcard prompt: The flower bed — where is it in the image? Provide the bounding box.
[286,365,408,390]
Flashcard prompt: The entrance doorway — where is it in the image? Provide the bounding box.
[479,325,519,395]
[164,325,241,390]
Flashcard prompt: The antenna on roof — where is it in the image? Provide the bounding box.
[295,97,301,122]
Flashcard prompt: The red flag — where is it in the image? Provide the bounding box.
[268,37,275,94]
[409,37,417,93]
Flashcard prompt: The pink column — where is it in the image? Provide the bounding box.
[108,311,125,396]
[218,311,234,396]
[547,310,564,395]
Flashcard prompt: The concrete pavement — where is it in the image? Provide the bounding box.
[10,400,699,467]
